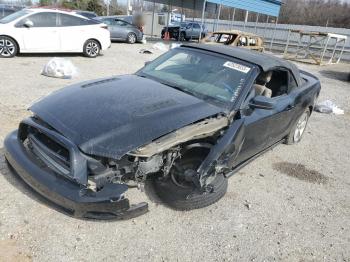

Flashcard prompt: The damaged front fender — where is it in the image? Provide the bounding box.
[197,119,245,187]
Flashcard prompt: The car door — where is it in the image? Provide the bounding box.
[57,13,90,51]
[235,69,299,163]
[192,23,201,38]
[114,19,130,40]
[185,23,193,38]
[100,18,118,39]
[16,12,60,52]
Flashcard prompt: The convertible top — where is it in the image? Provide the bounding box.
[181,44,302,86]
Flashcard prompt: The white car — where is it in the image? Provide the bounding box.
[0,8,111,58]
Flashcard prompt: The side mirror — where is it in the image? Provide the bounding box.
[249,96,276,110]
[24,20,33,28]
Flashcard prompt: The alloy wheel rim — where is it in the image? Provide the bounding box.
[129,34,136,43]
[0,39,15,57]
[86,42,99,56]
[294,113,308,142]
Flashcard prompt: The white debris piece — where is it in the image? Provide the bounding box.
[41,58,78,79]
[152,42,169,51]
[315,100,344,115]
[170,43,181,49]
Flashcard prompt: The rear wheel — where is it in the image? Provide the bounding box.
[285,108,310,144]
[83,39,100,58]
[0,36,18,58]
[179,32,186,41]
[127,33,137,44]
[145,148,228,210]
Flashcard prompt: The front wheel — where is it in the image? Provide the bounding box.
[0,36,18,58]
[145,148,228,210]
[83,39,100,58]
[285,108,310,144]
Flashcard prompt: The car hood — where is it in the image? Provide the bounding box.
[30,75,224,159]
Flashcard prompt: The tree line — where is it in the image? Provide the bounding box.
[279,0,350,28]
[1,0,349,29]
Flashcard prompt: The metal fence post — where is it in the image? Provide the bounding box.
[243,10,249,30]
[216,4,222,31]
[254,13,259,34]
[150,0,155,39]
[269,17,278,51]
[199,0,207,41]
[230,8,236,30]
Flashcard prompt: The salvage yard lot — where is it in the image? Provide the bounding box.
[0,42,350,261]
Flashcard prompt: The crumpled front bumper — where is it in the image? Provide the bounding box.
[4,130,148,220]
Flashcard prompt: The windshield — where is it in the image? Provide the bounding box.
[137,48,252,107]
[0,9,31,23]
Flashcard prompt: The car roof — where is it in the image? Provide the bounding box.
[181,44,301,85]
[26,8,86,17]
[213,30,261,38]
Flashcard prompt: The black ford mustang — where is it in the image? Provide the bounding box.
[4,44,321,220]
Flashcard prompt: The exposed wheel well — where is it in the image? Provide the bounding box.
[0,35,20,52]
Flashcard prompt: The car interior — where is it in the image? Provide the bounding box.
[253,69,294,98]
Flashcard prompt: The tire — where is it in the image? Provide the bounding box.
[285,108,310,145]
[127,33,137,44]
[180,32,186,41]
[0,36,18,58]
[145,149,228,210]
[83,39,100,58]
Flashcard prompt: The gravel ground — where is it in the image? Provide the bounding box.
[0,42,350,262]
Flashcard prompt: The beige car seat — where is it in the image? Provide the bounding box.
[253,71,273,98]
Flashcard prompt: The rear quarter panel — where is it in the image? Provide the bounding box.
[290,70,321,123]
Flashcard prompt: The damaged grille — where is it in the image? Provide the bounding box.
[18,117,88,185]
[28,131,70,176]
[21,121,71,177]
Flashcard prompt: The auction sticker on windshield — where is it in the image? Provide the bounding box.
[223,61,251,73]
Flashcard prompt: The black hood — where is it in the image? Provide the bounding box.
[30,75,224,159]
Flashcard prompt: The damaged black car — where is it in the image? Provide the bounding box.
[4,44,321,219]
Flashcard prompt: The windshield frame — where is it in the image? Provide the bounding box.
[0,9,31,24]
[136,47,256,110]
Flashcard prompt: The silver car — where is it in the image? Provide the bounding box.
[96,16,143,44]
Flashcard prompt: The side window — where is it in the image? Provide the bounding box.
[59,13,89,26]
[102,18,115,25]
[115,20,127,26]
[265,70,289,97]
[238,36,248,46]
[158,15,165,25]
[248,37,257,46]
[19,12,57,27]
[289,73,298,89]
[193,23,200,29]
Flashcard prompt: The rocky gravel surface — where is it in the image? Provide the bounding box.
[0,43,349,262]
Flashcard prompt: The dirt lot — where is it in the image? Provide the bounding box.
[0,43,350,262]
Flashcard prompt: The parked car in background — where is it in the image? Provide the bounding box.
[116,14,144,33]
[73,10,97,19]
[0,4,23,19]
[161,21,187,40]
[115,15,133,24]
[162,22,208,41]
[0,8,110,58]
[96,16,143,44]
[202,30,265,52]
